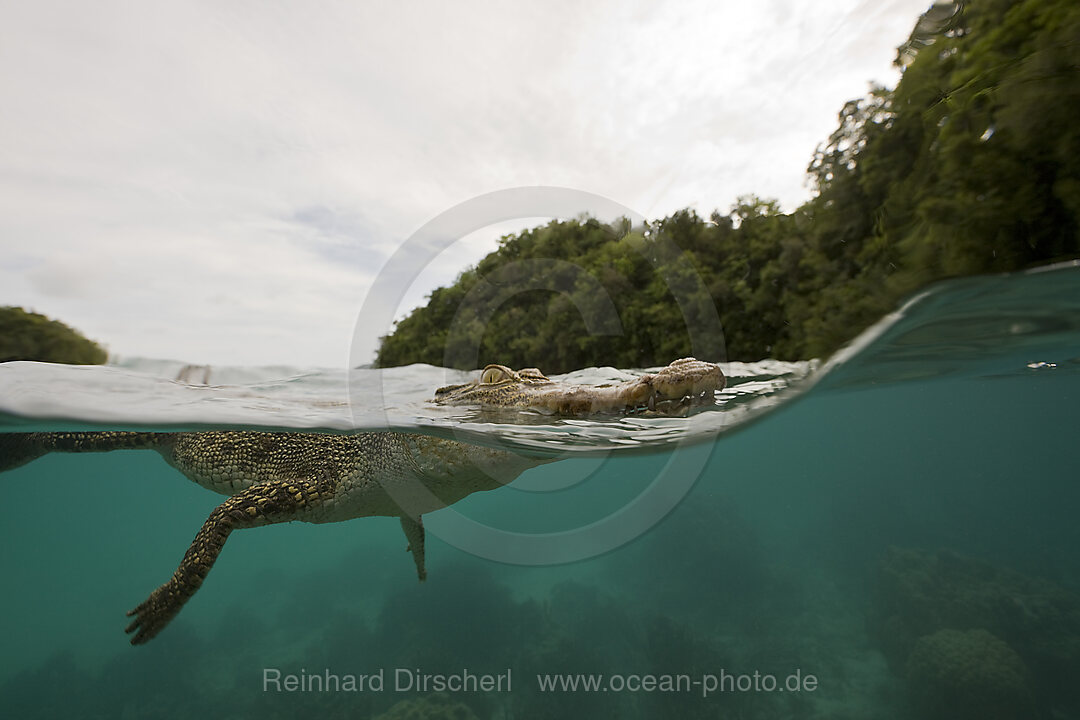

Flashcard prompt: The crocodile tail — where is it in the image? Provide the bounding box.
[0,431,166,473]
[0,433,47,473]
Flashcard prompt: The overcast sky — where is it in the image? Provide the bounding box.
[0,0,931,368]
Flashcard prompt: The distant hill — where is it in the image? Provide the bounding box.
[376,0,1079,372]
[0,307,108,365]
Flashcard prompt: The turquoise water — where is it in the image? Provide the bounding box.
[1,263,1079,719]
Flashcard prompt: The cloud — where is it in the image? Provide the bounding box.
[0,0,930,366]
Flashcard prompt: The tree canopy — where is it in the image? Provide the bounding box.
[0,307,108,365]
[378,0,1080,372]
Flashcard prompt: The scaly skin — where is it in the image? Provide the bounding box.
[435,357,725,414]
[0,358,722,644]
[0,430,542,644]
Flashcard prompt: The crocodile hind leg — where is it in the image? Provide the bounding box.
[125,472,334,645]
[400,515,426,581]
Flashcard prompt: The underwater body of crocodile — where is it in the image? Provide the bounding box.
[0,358,723,645]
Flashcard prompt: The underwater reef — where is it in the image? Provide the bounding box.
[0,570,796,720]
[905,628,1034,720]
[870,546,1080,718]
[373,692,479,720]
[0,491,910,719]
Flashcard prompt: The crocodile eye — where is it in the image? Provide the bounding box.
[481,366,506,384]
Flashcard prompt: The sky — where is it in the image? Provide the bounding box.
[0,0,933,368]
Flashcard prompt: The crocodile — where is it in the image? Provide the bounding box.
[0,358,723,644]
[435,356,723,414]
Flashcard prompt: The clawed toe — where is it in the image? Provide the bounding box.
[124,586,178,645]
[125,603,155,645]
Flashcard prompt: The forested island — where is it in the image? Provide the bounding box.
[0,307,108,365]
[377,0,1079,372]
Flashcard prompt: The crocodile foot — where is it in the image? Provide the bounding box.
[125,579,186,645]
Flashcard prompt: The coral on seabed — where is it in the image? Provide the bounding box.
[870,547,1080,716]
[373,693,479,720]
[906,628,1033,720]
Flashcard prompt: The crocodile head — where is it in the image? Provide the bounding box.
[433,357,725,415]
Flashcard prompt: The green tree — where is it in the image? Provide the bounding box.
[377,0,1080,370]
[0,307,108,364]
